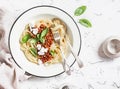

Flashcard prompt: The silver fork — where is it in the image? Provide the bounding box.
[53,31,83,68]
[66,39,83,68]
[53,31,71,75]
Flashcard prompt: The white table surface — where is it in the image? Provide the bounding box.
[1,0,120,89]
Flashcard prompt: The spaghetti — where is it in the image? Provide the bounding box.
[19,18,69,65]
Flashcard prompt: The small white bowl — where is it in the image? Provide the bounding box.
[102,36,120,59]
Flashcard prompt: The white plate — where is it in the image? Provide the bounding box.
[9,6,81,77]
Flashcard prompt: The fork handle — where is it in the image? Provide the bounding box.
[61,60,71,75]
[67,41,83,68]
[60,46,71,75]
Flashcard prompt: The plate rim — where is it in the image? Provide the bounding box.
[8,5,82,78]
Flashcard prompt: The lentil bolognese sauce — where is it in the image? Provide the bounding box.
[38,24,54,63]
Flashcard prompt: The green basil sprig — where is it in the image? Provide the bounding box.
[30,48,37,57]
[37,28,48,43]
[30,38,38,44]
[21,34,31,43]
[74,6,86,16]
[40,28,48,37]
[79,19,92,28]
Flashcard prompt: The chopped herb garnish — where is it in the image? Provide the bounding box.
[30,38,38,44]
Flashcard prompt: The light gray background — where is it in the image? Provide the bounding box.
[0,0,120,89]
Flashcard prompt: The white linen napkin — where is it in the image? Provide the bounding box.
[0,8,30,89]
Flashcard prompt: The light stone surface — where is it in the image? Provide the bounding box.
[1,0,120,89]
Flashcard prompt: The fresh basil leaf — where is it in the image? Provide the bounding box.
[79,19,92,28]
[40,28,48,38]
[30,38,38,44]
[30,48,37,57]
[39,28,48,43]
[50,50,55,56]
[22,34,31,43]
[74,6,87,16]
[39,37,45,43]
[37,34,40,39]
